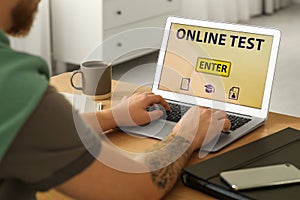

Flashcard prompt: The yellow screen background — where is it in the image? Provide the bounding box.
[158,23,274,109]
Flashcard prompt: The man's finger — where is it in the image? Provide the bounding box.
[212,110,227,119]
[222,118,231,132]
[146,95,170,111]
[148,110,163,121]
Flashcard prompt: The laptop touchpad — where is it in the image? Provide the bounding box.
[118,120,174,140]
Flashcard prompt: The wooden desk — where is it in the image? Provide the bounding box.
[37,73,300,200]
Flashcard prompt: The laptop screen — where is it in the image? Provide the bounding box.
[158,23,274,109]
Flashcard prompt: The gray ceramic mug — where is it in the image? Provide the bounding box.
[70,61,112,100]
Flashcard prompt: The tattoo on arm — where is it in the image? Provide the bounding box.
[145,135,192,194]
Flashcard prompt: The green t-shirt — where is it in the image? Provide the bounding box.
[0,31,49,160]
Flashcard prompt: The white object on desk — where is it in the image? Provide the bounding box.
[60,92,102,113]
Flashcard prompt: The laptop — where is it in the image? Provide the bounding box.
[119,17,281,152]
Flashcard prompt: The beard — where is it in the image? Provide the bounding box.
[6,1,39,37]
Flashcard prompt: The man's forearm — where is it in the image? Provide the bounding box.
[55,131,194,200]
[81,109,117,133]
[144,133,193,197]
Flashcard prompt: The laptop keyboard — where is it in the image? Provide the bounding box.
[227,115,252,131]
[166,102,190,122]
[164,102,252,131]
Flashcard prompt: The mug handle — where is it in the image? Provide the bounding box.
[70,70,83,90]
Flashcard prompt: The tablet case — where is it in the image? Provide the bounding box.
[182,128,300,200]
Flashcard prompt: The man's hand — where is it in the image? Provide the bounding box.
[112,92,170,127]
[173,106,231,151]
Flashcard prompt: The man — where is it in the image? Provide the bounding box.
[0,0,231,199]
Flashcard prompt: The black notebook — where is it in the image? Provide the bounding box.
[182,128,300,200]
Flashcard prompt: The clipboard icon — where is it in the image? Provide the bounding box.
[180,78,190,91]
[229,87,240,100]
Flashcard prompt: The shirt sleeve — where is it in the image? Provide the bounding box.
[0,86,101,191]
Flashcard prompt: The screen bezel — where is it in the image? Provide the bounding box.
[152,17,281,119]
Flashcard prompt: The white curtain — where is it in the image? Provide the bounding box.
[9,0,52,74]
[265,0,292,14]
[181,0,251,22]
[181,0,292,22]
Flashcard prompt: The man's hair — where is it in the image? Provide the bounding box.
[7,1,38,37]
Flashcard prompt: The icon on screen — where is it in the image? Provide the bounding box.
[180,78,190,91]
[205,84,215,93]
[229,87,240,100]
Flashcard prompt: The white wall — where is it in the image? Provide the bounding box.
[294,0,300,3]
[181,0,208,20]
[9,0,52,74]
[51,0,103,66]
